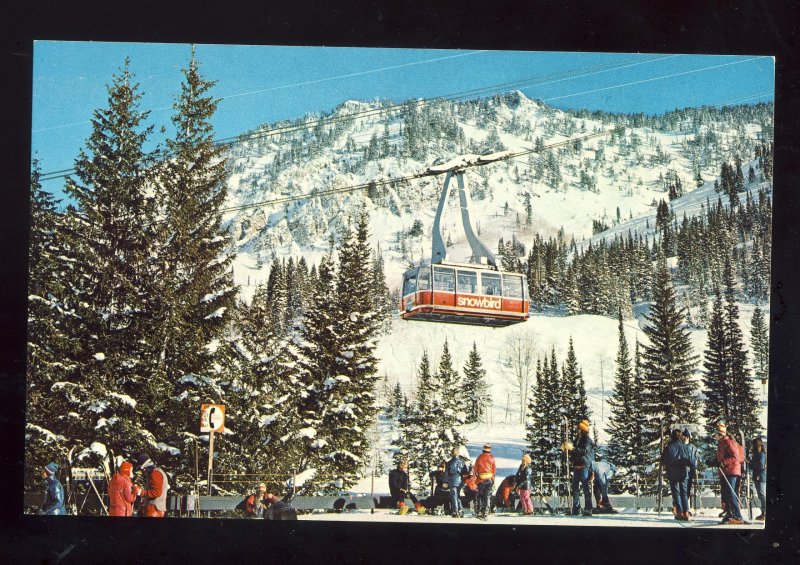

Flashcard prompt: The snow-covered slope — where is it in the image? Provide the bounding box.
[221,92,770,466]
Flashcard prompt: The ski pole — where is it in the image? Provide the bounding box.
[717,467,744,517]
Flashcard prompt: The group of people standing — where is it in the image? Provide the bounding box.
[389,443,498,519]
[38,453,169,518]
[660,422,767,524]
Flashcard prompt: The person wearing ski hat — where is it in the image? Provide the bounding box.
[715,423,744,524]
[244,483,268,518]
[135,453,170,518]
[564,419,595,516]
[473,443,496,519]
[389,460,425,515]
[40,462,66,515]
[108,460,141,517]
[263,492,298,520]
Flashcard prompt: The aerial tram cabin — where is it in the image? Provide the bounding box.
[400,158,529,327]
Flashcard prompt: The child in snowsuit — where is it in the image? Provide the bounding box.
[750,437,766,521]
[444,447,471,517]
[591,458,617,514]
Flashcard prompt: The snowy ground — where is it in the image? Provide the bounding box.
[296,507,764,529]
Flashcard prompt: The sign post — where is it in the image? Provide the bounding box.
[200,404,225,496]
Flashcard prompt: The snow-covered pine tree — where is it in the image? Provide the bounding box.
[294,249,339,490]
[371,245,395,333]
[314,210,382,489]
[561,337,590,425]
[152,49,239,482]
[639,255,699,471]
[58,59,163,470]
[750,305,769,388]
[605,309,639,491]
[435,339,467,457]
[26,160,78,487]
[721,259,761,439]
[395,351,442,490]
[462,342,489,424]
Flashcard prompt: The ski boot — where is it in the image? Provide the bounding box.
[399,505,409,515]
[581,509,592,517]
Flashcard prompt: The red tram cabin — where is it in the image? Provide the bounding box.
[400,261,529,327]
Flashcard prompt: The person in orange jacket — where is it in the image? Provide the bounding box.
[473,443,496,519]
[108,461,141,517]
[493,474,518,511]
[135,453,170,518]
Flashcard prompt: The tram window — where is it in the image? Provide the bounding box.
[481,272,501,296]
[502,274,523,298]
[403,274,417,296]
[433,267,455,291]
[418,267,431,290]
[457,270,478,293]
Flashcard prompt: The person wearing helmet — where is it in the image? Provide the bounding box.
[108,460,141,517]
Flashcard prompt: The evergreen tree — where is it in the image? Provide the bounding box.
[750,306,769,387]
[606,309,639,490]
[639,255,699,466]
[26,160,78,487]
[435,339,467,454]
[561,337,590,425]
[57,59,164,468]
[152,50,239,483]
[462,342,489,424]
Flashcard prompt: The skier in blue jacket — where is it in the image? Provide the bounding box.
[444,446,471,518]
[40,462,66,515]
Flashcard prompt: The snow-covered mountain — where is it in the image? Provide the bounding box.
[220,91,771,446]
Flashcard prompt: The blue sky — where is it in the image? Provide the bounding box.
[32,42,774,196]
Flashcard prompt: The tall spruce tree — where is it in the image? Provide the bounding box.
[606,309,638,488]
[721,259,760,439]
[153,50,239,483]
[58,59,163,466]
[750,306,769,388]
[26,160,79,487]
[639,255,699,464]
[462,342,489,424]
[435,339,466,453]
[561,337,590,425]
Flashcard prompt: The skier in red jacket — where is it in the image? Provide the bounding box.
[473,443,496,519]
[715,423,744,524]
[108,461,141,517]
